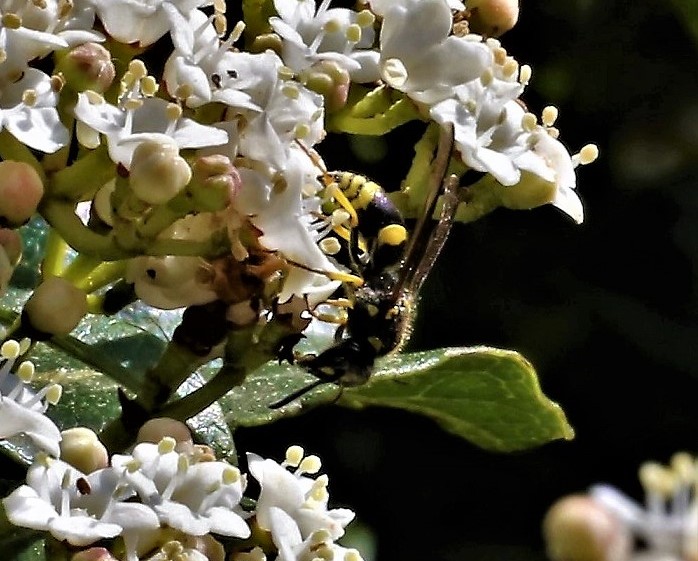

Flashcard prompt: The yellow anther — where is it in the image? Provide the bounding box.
[579,144,599,165]
[357,9,375,27]
[285,445,305,467]
[0,49,7,64]
[214,12,227,35]
[18,338,31,354]
[85,89,104,104]
[329,184,359,226]
[278,66,295,81]
[1,13,22,29]
[345,550,364,561]
[158,436,177,454]
[50,74,65,92]
[231,20,246,42]
[141,75,159,96]
[213,0,226,11]
[46,384,63,405]
[324,18,341,34]
[1,340,20,360]
[519,64,532,84]
[282,84,300,100]
[542,106,558,127]
[331,208,352,226]
[502,59,518,78]
[546,126,560,139]
[320,237,342,255]
[222,466,240,484]
[299,455,321,474]
[521,112,537,132]
[17,361,35,382]
[493,47,507,65]
[128,59,147,80]
[22,89,37,107]
[124,98,144,111]
[174,83,193,100]
[378,224,407,247]
[639,462,676,497]
[166,102,183,121]
[480,68,494,87]
[32,0,48,8]
[295,123,311,139]
[670,452,695,482]
[346,24,362,43]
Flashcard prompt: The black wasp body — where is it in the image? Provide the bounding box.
[272,125,458,408]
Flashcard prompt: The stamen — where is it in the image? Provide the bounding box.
[128,60,147,80]
[17,361,35,383]
[542,106,558,127]
[1,339,21,361]
[2,13,22,30]
[162,453,188,500]
[320,237,341,255]
[298,454,321,475]
[519,64,532,84]
[60,470,72,516]
[356,10,375,28]
[285,445,304,467]
[141,76,159,96]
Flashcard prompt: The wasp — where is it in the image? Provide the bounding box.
[272,124,459,408]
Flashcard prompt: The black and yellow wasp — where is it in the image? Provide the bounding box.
[272,124,459,408]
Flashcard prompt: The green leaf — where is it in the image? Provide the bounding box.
[0,505,45,560]
[671,0,698,44]
[339,347,574,452]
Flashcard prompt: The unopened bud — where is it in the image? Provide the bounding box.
[57,42,115,93]
[24,277,88,336]
[0,161,44,227]
[70,548,118,561]
[190,155,241,211]
[0,228,22,265]
[303,60,351,111]
[137,417,193,445]
[543,495,631,561]
[129,140,192,205]
[467,0,520,37]
[60,427,109,473]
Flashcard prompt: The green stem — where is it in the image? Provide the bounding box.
[402,122,441,218]
[159,321,292,421]
[0,130,46,183]
[347,85,393,119]
[75,261,126,293]
[49,145,115,201]
[41,229,71,278]
[327,97,420,135]
[61,254,102,284]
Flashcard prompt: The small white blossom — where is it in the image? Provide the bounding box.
[0,339,62,457]
[590,453,698,561]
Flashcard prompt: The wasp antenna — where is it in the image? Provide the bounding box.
[294,138,328,175]
[285,257,364,286]
[269,377,332,409]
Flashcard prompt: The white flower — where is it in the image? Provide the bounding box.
[0,339,62,457]
[0,68,69,153]
[270,0,379,81]
[590,453,698,561]
[248,447,355,542]
[74,91,228,167]
[376,0,491,105]
[112,439,251,539]
[89,0,208,46]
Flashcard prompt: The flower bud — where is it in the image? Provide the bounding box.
[0,228,22,265]
[543,495,631,561]
[0,161,44,227]
[60,427,109,473]
[189,155,242,211]
[467,0,520,37]
[137,417,193,446]
[24,277,88,336]
[71,548,118,561]
[129,140,192,205]
[57,43,116,93]
[494,171,558,210]
[302,61,351,111]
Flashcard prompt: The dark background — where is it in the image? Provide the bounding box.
[235,1,698,560]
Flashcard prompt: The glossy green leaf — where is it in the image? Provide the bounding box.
[339,347,574,452]
[671,0,698,44]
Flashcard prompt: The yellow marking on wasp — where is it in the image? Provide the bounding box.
[354,182,379,209]
[326,270,365,286]
[378,224,408,247]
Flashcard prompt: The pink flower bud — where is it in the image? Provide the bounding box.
[0,161,44,227]
[543,495,631,561]
[57,43,116,93]
[467,0,520,37]
[0,228,22,265]
[24,277,88,336]
[70,548,118,561]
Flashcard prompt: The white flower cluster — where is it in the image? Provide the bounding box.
[3,437,360,561]
[0,0,596,314]
[0,338,62,457]
[544,452,698,561]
